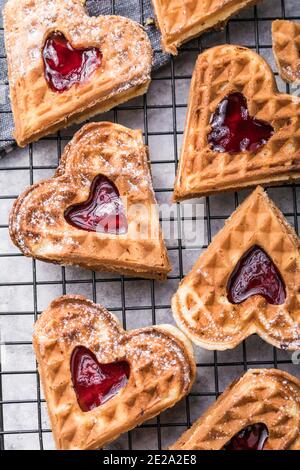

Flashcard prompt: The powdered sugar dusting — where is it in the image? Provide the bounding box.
[4,0,152,85]
[3,0,153,145]
[172,369,300,450]
[174,187,300,351]
[9,122,168,278]
[35,296,193,389]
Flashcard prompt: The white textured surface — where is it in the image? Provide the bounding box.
[0,0,300,451]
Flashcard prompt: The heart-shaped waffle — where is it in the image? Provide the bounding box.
[272,20,300,84]
[170,369,300,450]
[3,0,153,147]
[9,122,171,280]
[151,0,262,54]
[33,295,196,450]
[172,186,300,350]
[173,45,300,201]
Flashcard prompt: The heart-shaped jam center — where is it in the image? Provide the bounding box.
[224,423,269,450]
[208,92,274,153]
[71,346,130,412]
[43,32,102,92]
[227,245,286,305]
[65,175,128,234]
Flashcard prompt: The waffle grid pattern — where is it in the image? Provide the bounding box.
[152,0,262,53]
[273,19,300,83]
[0,0,300,450]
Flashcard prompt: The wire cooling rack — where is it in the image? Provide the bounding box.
[0,0,300,451]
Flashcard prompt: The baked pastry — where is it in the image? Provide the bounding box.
[170,369,300,450]
[9,122,171,280]
[151,0,262,55]
[272,20,300,84]
[3,0,153,147]
[172,186,300,351]
[33,295,196,450]
[173,45,300,201]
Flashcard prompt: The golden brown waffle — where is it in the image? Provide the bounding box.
[170,369,300,450]
[3,0,153,147]
[272,20,300,84]
[151,0,262,55]
[33,295,196,450]
[173,45,300,201]
[172,186,300,351]
[9,122,171,280]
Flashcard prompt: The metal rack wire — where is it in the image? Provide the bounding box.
[0,0,300,450]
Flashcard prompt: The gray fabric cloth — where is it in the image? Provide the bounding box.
[0,0,169,157]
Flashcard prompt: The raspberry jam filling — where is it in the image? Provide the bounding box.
[65,175,128,234]
[71,346,130,412]
[208,92,274,153]
[224,423,269,450]
[43,32,102,92]
[227,245,286,305]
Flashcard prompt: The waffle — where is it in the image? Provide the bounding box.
[9,122,171,280]
[272,20,300,84]
[170,369,300,450]
[173,45,300,201]
[3,0,153,147]
[172,186,300,351]
[33,295,196,450]
[151,0,262,55]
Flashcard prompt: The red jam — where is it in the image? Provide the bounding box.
[71,346,130,412]
[43,32,102,92]
[227,245,286,305]
[65,175,128,234]
[224,423,269,450]
[208,92,274,153]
